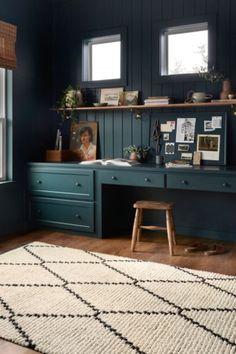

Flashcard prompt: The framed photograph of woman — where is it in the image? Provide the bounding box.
[70,121,97,161]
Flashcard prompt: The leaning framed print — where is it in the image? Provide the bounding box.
[70,121,98,161]
[100,87,123,106]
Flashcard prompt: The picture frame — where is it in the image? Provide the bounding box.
[197,134,220,161]
[100,87,123,106]
[122,90,139,106]
[70,121,98,161]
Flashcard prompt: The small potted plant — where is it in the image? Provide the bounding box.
[124,145,150,162]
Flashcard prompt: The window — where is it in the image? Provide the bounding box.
[81,28,127,88]
[0,68,12,182]
[84,34,121,81]
[0,68,6,180]
[161,22,208,76]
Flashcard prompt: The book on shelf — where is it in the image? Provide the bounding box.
[79,158,140,167]
[165,160,192,168]
[144,96,170,105]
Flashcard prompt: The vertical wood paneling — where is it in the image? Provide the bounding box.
[53,0,236,164]
[113,111,123,157]
[104,112,114,157]
[194,0,206,15]
[162,0,172,20]
[96,111,105,158]
[172,0,184,18]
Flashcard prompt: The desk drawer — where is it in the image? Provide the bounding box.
[167,174,236,193]
[31,197,94,232]
[99,170,165,188]
[29,169,94,200]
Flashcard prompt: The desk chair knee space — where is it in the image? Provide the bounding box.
[131,200,176,256]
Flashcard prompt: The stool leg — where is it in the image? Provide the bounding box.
[166,210,174,256]
[170,209,176,246]
[131,208,140,251]
[137,208,143,242]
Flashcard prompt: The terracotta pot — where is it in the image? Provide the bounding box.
[129,152,138,161]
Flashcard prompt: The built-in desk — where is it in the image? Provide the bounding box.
[28,163,236,241]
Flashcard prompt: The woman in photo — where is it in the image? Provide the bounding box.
[79,126,96,160]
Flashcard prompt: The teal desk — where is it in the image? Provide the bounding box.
[28,163,236,241]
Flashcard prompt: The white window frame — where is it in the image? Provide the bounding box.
[160,22,208,76]
[82,33,121,82]
[0,68,6,181]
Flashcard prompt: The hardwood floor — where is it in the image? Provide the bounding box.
[0,228,235,354]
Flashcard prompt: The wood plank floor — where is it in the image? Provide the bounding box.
[0,229,235,354]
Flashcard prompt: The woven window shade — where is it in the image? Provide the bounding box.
[0,20,17,70]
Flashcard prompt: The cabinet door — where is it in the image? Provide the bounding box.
[29,169,94,200]
[30,197,94,232]
[167,173,236,193]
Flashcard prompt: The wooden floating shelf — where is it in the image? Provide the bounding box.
[51,100,236,112]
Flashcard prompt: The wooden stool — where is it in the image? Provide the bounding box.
[131,200,176,256]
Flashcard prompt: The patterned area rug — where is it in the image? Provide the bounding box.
[0,242,235,354]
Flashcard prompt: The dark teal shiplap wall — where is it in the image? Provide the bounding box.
[51,0,236,165]
[0,0,52,236]
[51,0,236,241]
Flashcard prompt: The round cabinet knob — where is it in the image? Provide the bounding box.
[74,182,81,187]
[36,180,42,184]
[144,178,149,182]
[181,180,188,185]
[75,213,80,219]
[222,182,228,188]
[111,176,117,180]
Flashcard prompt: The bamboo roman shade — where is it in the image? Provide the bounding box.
[0,20,17,70]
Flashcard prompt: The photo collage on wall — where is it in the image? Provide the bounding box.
[152,112,227,166]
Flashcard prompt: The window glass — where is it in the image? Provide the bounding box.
[91,40,121,81]
[0,68,6,180]
[161,23,208,76]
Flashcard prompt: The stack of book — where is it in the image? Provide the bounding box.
[144,96,170,105]
[165,160,192,168]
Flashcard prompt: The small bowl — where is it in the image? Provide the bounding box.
[93,102,108,107]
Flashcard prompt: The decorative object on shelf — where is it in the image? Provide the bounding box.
[57,85,83,121]
[122,90,139,106]
[100,87,123,106]
[123,145,150,162]
[70,121,97,161]
[220,79,233,100]
[152,119,163,165]
[185,91,213,103]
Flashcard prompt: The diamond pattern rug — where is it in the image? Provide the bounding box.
[0,242,235,354]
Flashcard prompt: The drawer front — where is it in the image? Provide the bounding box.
[30,197,94,232]
[167,174,236,193]
[29,169,94,200]
[98,170,165,188]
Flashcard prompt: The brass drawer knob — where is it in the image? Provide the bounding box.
[75,213,81,219]
[111,176,117,180]
[74,182,81,187]
[222,182,229,188]
[36,180,42,184]
[181,180,188,185]
[144,177,150,182]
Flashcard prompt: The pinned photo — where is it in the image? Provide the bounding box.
[165,142,175,155]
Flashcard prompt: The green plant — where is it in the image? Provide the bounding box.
[123,144,150,161]
[198,66,225,83]
[57,85,83,122]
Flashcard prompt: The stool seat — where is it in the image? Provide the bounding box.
[131,200,176,256]
[133,200,174,210]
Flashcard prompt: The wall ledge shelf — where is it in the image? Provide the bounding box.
[51,100,236,112]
